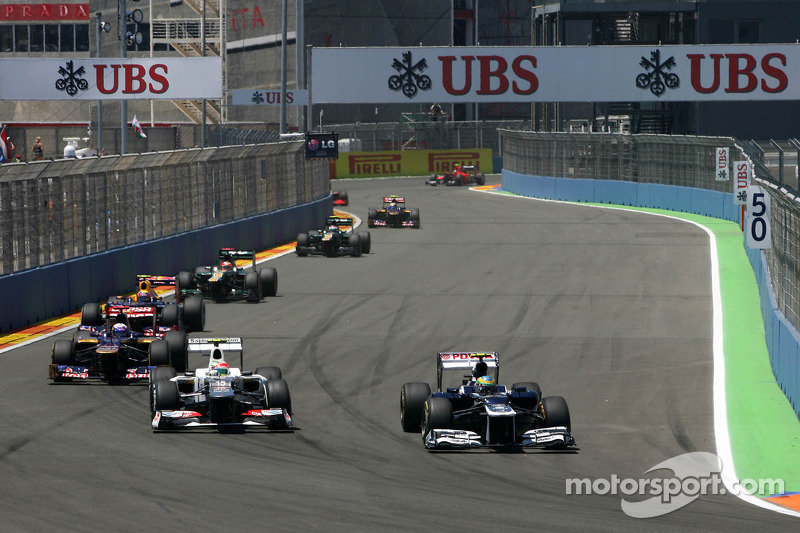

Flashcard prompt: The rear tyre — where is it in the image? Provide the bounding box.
[255,366,283,380]
[340,191,348,204]
[400,382,431,432]
[266,378,292,414]
[148,339,171,367]
[52,340,74,365]
[259,267,278,297]
[80,303,102,327]
[182,296,205,332]
[177,270,195,292]
[160,304,180,328]
[367,208,377,228]
[541,396,571,431]
[422,397,453,442]
[476,173,486,186]
[358,231,371,254]
[296,233,309,256]
[245,271,262,302]
[348,233,362,257]
[164,330,188,373]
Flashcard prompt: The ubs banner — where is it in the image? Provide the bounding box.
[333,149,492,178]
[312,45,797,103]
[0,58,222,100]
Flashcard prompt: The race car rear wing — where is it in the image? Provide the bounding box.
[325,216,354,227]
[188,337,244,369]
[218,248,257,268]
[437,352,499,390]
[382,196,405,203]
[136,274,176,287]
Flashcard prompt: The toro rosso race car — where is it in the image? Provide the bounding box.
[296,216,372,257]
[49,317,190,382]
[400,352,575,450]
[150,337,293,431]
[177,248,278,303]
[332,190,349,205]
[426,164,486,187]
[367,196,420,228]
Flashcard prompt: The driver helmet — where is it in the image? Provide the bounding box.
[476,375,496,393]
[328,224,339,232]
[220,260,233,271]
[212,362,230,376]
[135,290,151,301]
[112,322,128,336]
[454,164,461,172]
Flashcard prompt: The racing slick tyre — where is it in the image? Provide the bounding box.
[348,233,362,257]
[160,304,180,329]
[410,209,421,228]
[153,379,180,412]
[164,330,189,373]
[296,233,309,257]
[182,296,206,332]
[358,231,371,254]
[177,270,195,293]
[266,378,292,415]
[148,340,172,368]
[367,208,377,228]
[259,267,278,298]
[401,382,431,432]
[52,339,75,365]
[255,366,283,380]
[476,173,486,186]
[511,382,542,409]
[80,303,103,327]
[541,396,571,431]
[150,366,177,384]
[245,271,263,302]
[422,397,453,442]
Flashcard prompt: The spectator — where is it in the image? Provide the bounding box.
[429,103,444,122]
[32,136,43,160]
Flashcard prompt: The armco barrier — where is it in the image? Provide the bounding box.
[0,196,330,333]
[503,170,799,418]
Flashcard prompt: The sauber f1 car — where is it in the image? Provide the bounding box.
[426,164,486,187]
[367,195,420,228]
[400,352,575,450]
[177,248,278,303]
[49,319,190,381]
[150,337,293,431]
[332,190,349,205]
[296,216,372,257]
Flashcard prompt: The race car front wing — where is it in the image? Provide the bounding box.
[424,426,575,450]
[152,408,292,430]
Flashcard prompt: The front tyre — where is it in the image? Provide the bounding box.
[266,378,292,415]
[401,382,431,432]
[422,396,453,443]
[182,296,205,332]
[540,396,571,431]
[259,267,278,298]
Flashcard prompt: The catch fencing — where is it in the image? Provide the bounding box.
[0,142,329,276]
[500,129,800,343]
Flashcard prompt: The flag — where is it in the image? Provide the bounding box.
[0,127,7,163]
[131,115,147,139]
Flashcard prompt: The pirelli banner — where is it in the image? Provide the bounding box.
[311,45,797,103]
[0,58,222,100]
[332,149,492,179]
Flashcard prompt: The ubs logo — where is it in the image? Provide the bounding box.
[388,51,432,99]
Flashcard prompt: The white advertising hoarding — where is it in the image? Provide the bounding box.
[311,45,799,104]
[0,58,222,100]
[715,147,730,181]
[733,161,751,206]
[745,185,771,249]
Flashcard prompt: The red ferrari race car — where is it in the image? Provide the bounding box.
[332,190,349,205]
[426,164,486,187]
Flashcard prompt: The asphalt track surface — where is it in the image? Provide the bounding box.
[0,176,797,532]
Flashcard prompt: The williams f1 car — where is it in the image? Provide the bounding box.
[400,352,575,450]
[426,164,486,187]
[296,216,372,257]
[150,337,293,431]
[367,195,420,228]
[177,248,278,303]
